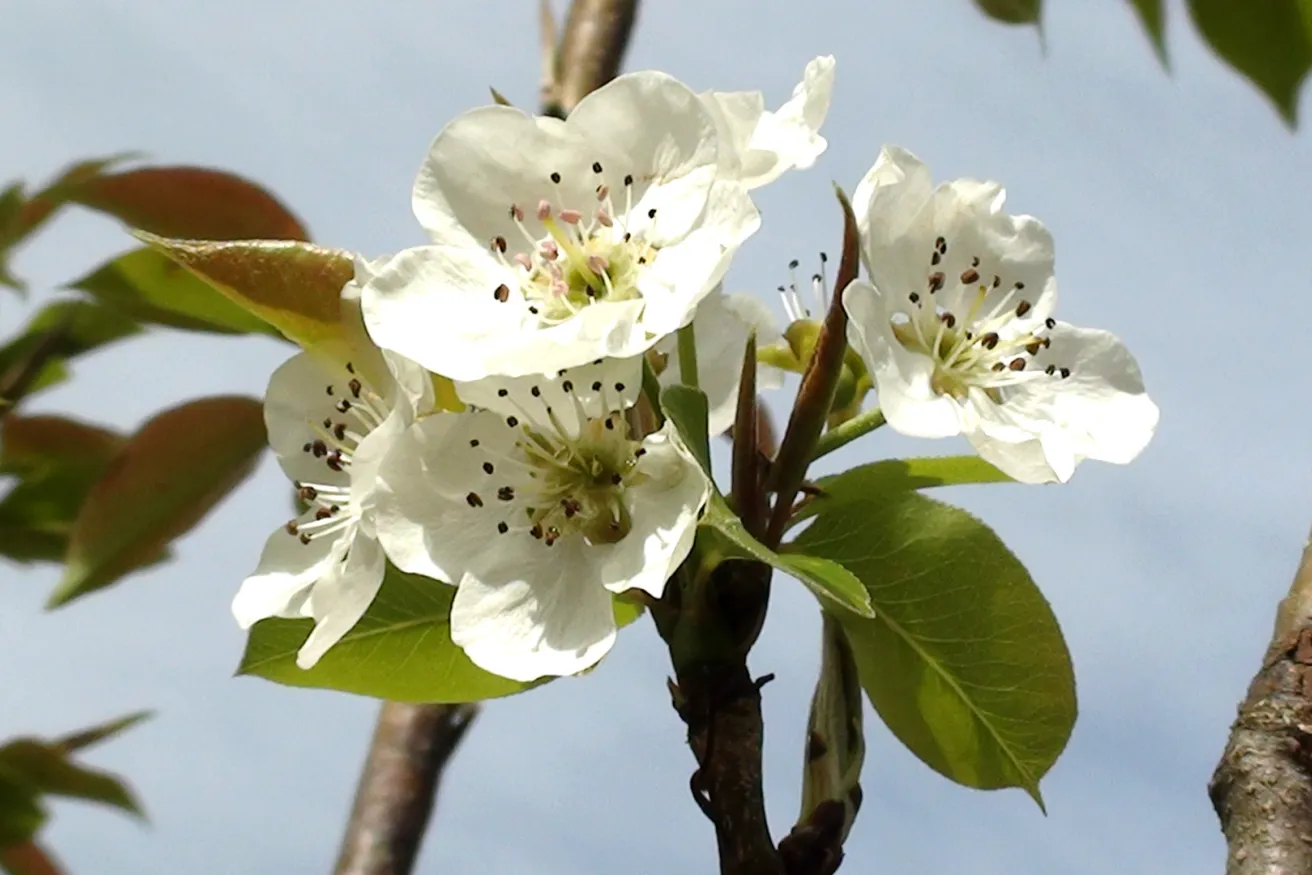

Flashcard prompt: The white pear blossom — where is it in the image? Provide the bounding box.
[843,146,1158,484]
[374,357,711,682]
[652,285,784,435]
[699,55,835,190]
[232,281,434,668]
[361,71,760,382]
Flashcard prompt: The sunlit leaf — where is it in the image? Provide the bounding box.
[50,396,266,607]
[660,385,711,473]
[703,495,873,618]
[793,486,1075,806]
[68,248,282,336]
[238,566,539,703]
[139,234,353,355]
[1188,0,1312,126]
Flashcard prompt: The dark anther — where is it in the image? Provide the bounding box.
[550,171,562,183]
[940,312,956,328]
[466,492,484,508]
[1016,300,1033,318]
[591,380,603,391]
[1008,358,1026,371]
[507,416,519,427]
[493,236,507,253]
[623,173,634,186]
[614,382,626,392]
[562,380,574,392]
[497,521,509,534]
[1045,317,1056,329]
[960,268,980,285]
[531,386,541,397]
[928,272,945,293]
[909,292,920,304]
[494,284,510,302]
[592,161,603,173]
[469,439,480,447]
[348,378,363,398]
[971,256,981,267]
[482,461,495,474]
[647,208,657,219]
[498,486,515,501]
[497,388,509,397]
[981,332,999,349]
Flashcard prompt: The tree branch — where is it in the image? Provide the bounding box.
[664,559,784,875]
[548,0,640,116]
[1211,522,1312,874]
[332,702,478,875]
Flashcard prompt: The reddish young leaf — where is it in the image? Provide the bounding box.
[49,395,267,608]
[67,167,309,242]
[140,235,352,354]
[0,841,66,875]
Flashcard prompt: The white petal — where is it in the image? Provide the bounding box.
[595,421,710,597]
[654,288,783,435]
[361,244,529,381]
[455,357,643,435]
[296,532,387,668]
[263,352,356,488]
[844,280,964,439]
[1011,323,1159,466]
[373,413,508,584]
[232,517,342,628]
[966,433,1065,484]
[739,55,835,188]
[853,146,936,271]
[569,71,720,241]
[413,105,614,247]
[450,564,617,682]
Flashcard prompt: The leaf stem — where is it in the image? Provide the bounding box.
[811,408,886,462]
[677,321,700,391]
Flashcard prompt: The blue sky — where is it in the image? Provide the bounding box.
[3,1,1310,872]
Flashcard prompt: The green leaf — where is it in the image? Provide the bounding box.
[50,395,266,607]
[52,712,153,755]
[240,564,646,702]
[63,166,308,241]
[0,300,141,398]
[793,489,1075,805]
[0,416,126,564]
[238,566,537,702]
[68,248,282,336]
[973,0,1041,25]
[703,495,873,619]
[0,741,142,818]
[659,385,711,474]
[139,234,354,356]
[1188,0,1312,126]
[1129,0,1168,66]
[0,769,44,846]
[790,456,1011,531]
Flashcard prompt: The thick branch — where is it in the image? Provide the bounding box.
[550,0,640,115]
[332,703,478,875]
[1211,524,1312,874]
[662,559,783,875]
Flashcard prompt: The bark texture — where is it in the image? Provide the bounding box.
[1211,526,1312,874]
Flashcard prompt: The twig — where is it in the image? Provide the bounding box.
[1210,522,1312,874]
[550,0,640,116]
[332,703,478,875]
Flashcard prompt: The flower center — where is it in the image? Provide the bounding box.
[466,378,647,548]
[487,165,661,326]
[285,362,391,545]
[893,237,1072,403]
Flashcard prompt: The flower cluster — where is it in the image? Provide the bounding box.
[233,55,1157,683]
